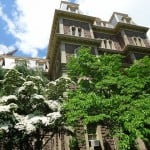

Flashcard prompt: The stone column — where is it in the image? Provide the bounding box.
[84,125,90,150]
[94,48,99,56]
[130,52,136,62]
[75,120,87,150]
[75,27,78,36]
[89,24,94,39]
[135,138,147,150]
[60,42,67,76]
[59,18,64,34]
[96,125,105,150]
[106,40,111,49]
[121,30,129,46]
[64,135,71,150]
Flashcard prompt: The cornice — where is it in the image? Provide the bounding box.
[56,33,99,45]
[93,22,149,34]
[55,9,96,23]
[123,45,150,53]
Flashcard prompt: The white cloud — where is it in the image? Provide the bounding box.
[0,44,16,55]
[0,0,62,57]
[75,0,150,38]
[0,0,150,57]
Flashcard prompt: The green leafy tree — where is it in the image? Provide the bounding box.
[63,46,150,149]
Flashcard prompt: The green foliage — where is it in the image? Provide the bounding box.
[2,69,25,95]
[0,66,6,80]
[63,46,150,148]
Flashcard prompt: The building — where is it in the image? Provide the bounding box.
[0,54,49,73]
[0,1,150,149]
[45,1,150,149]
[47,0,150,80]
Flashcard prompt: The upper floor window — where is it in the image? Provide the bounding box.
[70,26,84,37]
[100,22,106,27]
[74,47,80,58]
[36,61,49,71]
[15,59,28,66]
[121,16,131,24]
[99,39,115,49]
[67,5,78,13]
[132,37,145,47]
[71,26,76,36]
[78,27,82,36]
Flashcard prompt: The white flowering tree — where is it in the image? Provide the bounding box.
[0,69,71,149]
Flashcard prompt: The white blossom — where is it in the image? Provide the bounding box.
[49,81,56,85]
[45,100,60,111]
[32,94,45,100]
[0,95,17,104]
[0,103,18,112]
[18,86,25,93]
[47,112,61,121]
[14,112,61,134]
[0,124,9,132]
[18,81,38,93]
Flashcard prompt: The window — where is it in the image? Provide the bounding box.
[70,26,84,37]
[132,37,145,47]
[70,26,76,36]
[99,39,115,49]
[78,27,82,36]
[15,59,28,66]
[74,47,80,57]
[121,16,131,24]
[37,62,45,70]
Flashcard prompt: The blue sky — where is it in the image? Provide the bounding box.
[0,0,150,58]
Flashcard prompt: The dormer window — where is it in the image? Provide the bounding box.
[121,16,131,24]
[67,4,78,13]
[70,8,76,13]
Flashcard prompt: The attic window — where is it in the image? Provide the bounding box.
[121,16,131,24]
[67,5,77,13]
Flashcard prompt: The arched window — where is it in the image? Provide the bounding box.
[132,37,145,47]
[99,39,115,49]
[74,47,79,57]
[71,26,76,36]
[78,27,82,37]
[70,26,84,37]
